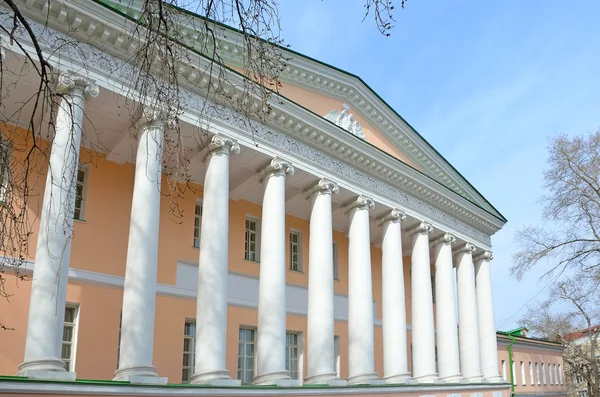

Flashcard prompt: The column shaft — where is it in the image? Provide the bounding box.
[409,222,438,382]
[254,158,295,385]
[344,196,379,385]
[379,210,411,384]
[455,243,483,381]
[18,73,98,378]
[432,234,462,382]
[305,179,340,385]
[114,110,165,382]
[191,136,240,385]
[475,251,502,382]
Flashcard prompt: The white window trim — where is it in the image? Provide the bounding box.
[332,241,339,281]
[193,199,202,249]
[74,165,89,221]
[559,364,563,384]
[529,362,534,386]
[502,360,507,381]
[62,303,80,372]
[542,363,547,385]
[521,361,526,386]
[182,319,196,383]
[0,140,11,205]
[549,362,553,385]
[511,360,516,384]
[334,335,341,378]
[289,229,303,272]
[244,215,261,263]
[285,331,303,381]
[237,326,256,384]
[536,362,541,385]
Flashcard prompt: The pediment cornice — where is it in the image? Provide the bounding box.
[0,0,505,239]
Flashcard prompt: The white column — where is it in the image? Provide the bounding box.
[474,251,502,382]
[254,157,296,386]
[431,233,462,382]
[114,108,167,384]
[408,221,438,383]
[455,243,483,382]
[378,209,411,384]
[18,72,98,379]
[343,195,381,385]
[304,179,343,385]
[191,136,240,386]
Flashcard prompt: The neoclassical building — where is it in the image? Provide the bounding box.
[0,0,566,396]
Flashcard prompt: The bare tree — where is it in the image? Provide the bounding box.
[520,272,600,397]
[513,131,600,280]
[0,0,406,330]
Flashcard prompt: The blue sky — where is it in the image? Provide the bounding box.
[276,1,600,329]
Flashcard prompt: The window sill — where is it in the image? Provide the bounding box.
[74,219,87,223]
[244,259,260,265]
[289,269,304,274]
[334,278,340,282]
[192,245,199,250]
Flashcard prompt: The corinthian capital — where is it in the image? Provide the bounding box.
[207,135,240,157]
[342,195,375,214]
[257,157,294,182]
[376,208,406,226]
[303,178,339,199]
[56,71,99,100]
[474,250,494,262]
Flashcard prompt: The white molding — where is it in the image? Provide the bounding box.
[496,337,563,353]
[0,1,501,249]
[0,379,511,395]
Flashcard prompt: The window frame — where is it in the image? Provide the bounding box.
[501,360,507,381]
[332,241,339,280]
[0,140,11,205]
[244,216,260,263]
[74,165,89,221]
[542,363,547,385]
[193,199,203,249]
[289,229,303,272]
[237,327,256,384]
[536,362,541,385]
[182,320,196,383]
[529,362,534,386]
[285,332,301,380]
[61,304,79,372]
[521,361,526,386]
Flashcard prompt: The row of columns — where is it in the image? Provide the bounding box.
[18,71,501,386]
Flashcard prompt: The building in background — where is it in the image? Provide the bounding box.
[563,326,600,397]
[0,0,566,396]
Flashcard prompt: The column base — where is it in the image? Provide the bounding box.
[253,370,292,386]
[347,372,384,385]
[440,374,466,383]
[114,365,166,384]
[413,373,441,384]
[463,374,484,383]
[383,372,414,384]
[18,358,67,375]
[304,372,341,385]
[191,369,241,386]
[483,375,504,383]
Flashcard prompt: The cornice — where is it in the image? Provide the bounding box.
[0,0,501,245]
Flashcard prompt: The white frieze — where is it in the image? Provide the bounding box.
[0,12,492,247]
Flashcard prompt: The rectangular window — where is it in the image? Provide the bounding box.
[74,167,88,220]
[578,391,588,397]
[431,275,436,303]
[245,218,259,262]
[182,321,196,383]
[542,363,547,385]
[61,305,78,372]
[289,231,302,272]
[521,361,526,386]
[237,328,255,384]
[529,362,534,386]
[286,332,299,380]
[334,335,340,378]
[0,140,11,204]
[554,364,559,386]
[512,360,516,384]
[536,362,541,385]
[193,201,202,248]
[333,241,339,280]
[576,373,584,384]
[502,360,507,381]
[559,364,563,384]
[116,311,122,369]
[548,362,553,385]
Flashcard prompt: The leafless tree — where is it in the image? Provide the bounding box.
[0,0,405,330]
[520,272,600,397]
[513,131,600,281]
